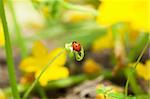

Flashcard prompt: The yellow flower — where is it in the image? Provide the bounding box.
[0,20,5,46]
[129,60,150,80]
[82,58,101,74]
[92,29,114,52]
[97,0,150,31]
[135,60,150,80]
[92,22,140,52]
[20,41,69,86]
[93,0,149,52]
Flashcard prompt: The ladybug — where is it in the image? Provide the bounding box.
[72,41,81,52]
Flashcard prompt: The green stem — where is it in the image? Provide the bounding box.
[0,0,20,99]
[37,83,47,99]
[22,49,65,99]
[133,41,149,69]
[128,33,149,62]
[7,0,27,58]
[125,40,149,97]
[125,78,129,97]
[125,67,144,94]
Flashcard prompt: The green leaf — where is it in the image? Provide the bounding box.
[124,67,144,94]
[136,94,150,99]
[51,0,62,19]
[74,47,84,61]
[96,88,106,94]
[128,33,149,62]
[107,92,125,99]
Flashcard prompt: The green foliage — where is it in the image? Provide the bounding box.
[124,67,144,95]
[96,85,137,99]
[128,33,149,62]
[96,85,125,99]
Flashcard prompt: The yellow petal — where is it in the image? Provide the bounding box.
[136,60,150,80]
[92,31,113,52]
[82,58,101,74]
[0,89,6,99]
[41,6,49,18]
[96,94,105,99]
[47,48,67,66]
[146,60,150,66]
[0,21,5,46]
[20,57,38,73]
[97,0,150,31]
[36,66,69,86]
[144,60,150,80]
[32,41,48,57]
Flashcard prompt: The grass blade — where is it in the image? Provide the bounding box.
[0,0,20,98]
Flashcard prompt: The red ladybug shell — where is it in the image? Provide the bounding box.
[72,41,81,52]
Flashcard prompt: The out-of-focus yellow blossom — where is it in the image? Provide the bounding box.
[25,22,44,32]
[32,0,50,18]
[0,89,6,99]
[0,21,5,46]
[129,60,150,80]
[63,5,94,23]
[92,30,113,52]
[41,6,49,18]
[82,58,101,74]
[97,0,150,31]
[92,23,139,52]
[96,94,105,99]
[20,41,69,86]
